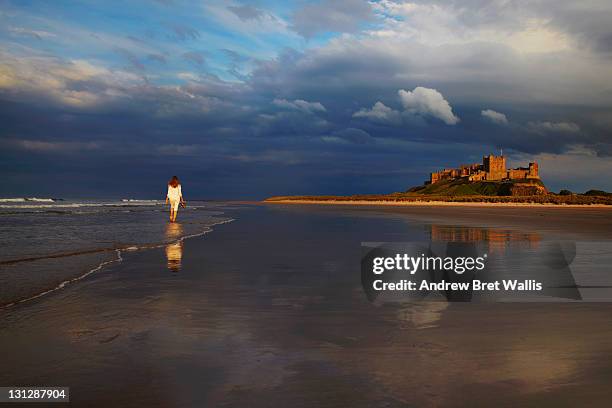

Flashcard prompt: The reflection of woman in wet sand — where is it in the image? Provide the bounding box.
[165,222,183,272]
[165,176,185,222]
[165,241,183,272]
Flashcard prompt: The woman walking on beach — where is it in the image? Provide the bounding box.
[165,176,185,222]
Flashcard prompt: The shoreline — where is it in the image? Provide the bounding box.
[264,199,612,209]
[0,217,235,309]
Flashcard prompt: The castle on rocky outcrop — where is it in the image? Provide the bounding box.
[428,154,539,185]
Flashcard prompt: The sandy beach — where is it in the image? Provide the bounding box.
[1,203,612,407]
[265,198,612,208]
[265,202,612,239]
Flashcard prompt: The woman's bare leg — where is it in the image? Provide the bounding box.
[169,207,174,222]
[172,208,178,222]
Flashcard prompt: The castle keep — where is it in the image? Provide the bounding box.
[428,154,539,184]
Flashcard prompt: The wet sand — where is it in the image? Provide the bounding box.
[313,203,612,239]
[1,204,612,407]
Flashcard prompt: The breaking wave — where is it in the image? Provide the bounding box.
[0,197,56,203]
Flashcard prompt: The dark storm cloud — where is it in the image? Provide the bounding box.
[1,43,610,196]
[245,27,612,155]
[544,4,612,54]
[3,44,611,157]
[329,128,375,145]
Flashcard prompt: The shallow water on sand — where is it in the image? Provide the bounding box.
[1,204,612,407]
[0,199,233,305]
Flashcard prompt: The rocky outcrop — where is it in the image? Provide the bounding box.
[509,183,548,196]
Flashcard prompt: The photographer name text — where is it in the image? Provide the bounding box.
[373,279,543,292]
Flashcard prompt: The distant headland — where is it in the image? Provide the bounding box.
[430,154,539,184]
[265,153,612,206]
[413,154,547,196]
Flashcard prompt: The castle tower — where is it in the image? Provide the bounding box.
[528,162,539,179]
[483,154,506,180]
[430,172,440,184]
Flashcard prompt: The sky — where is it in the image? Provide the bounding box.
[1,0,612,199]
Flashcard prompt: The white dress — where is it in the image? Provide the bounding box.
[167,185,182,210]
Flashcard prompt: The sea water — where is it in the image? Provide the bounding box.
[0,198,233,306]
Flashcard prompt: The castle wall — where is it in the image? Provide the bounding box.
[468,172,485,181]
[508,168,529,179]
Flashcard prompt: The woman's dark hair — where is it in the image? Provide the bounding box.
[168,176,180,187]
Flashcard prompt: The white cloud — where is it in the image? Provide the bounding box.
[481,109,508,125]
[0,53,144,107]
[505,20,572,54]
[370,2,573,54]
[398,87,459,125]
[273,98,326,113]
[176,72,200,81]
[8,26,56,40]
[353,101,401,124]
[528,121,581,134]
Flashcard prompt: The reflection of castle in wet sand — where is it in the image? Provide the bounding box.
[397,302,449,330]
[430,224,540,252]
[165,223,184,272]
